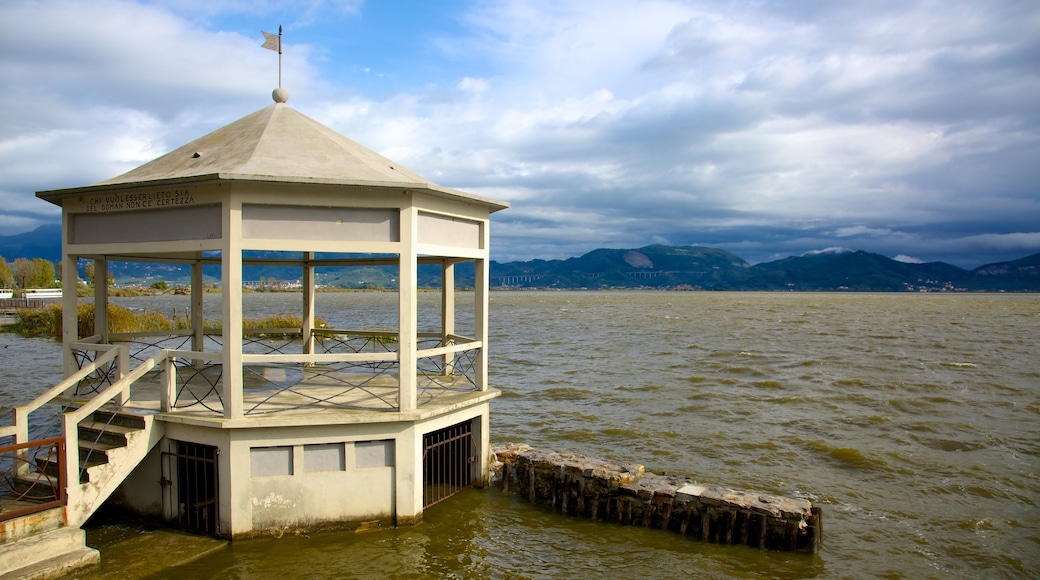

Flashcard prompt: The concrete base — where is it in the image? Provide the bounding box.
[0,505,65,544]
[0,527,100,580]
[76,529,227,579]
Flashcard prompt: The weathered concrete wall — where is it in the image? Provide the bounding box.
[491,444,822,553]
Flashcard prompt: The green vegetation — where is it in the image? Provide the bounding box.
[84,261,115,287]
[243,313,328,337]
[0,256,58,291]
[0,256,13,288]
[6,303,327,339]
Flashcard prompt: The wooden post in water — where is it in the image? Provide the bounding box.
[493,445,821,554]
[725,510,737,544]
[808,506,823,553]
[528,467,536,503]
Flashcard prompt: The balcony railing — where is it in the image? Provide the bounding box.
[68,328,482,416]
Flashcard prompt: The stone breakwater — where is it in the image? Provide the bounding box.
[490,444,822,553]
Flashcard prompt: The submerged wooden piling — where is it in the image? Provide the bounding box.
[490,444,822,553]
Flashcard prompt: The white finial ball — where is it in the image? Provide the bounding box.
[272,87,289,103]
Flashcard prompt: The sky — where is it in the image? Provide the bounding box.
[2,0,1039,268]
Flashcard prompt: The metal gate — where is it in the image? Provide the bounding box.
[162,442,219,535]
[422,421,475,508]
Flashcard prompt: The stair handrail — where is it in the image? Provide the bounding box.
[61,350,170,490]
[0,343,124,444]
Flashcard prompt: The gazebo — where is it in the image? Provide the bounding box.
[33,90,509,538]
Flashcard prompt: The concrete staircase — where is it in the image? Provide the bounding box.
[0,409,164,578]
[0,509,99,579]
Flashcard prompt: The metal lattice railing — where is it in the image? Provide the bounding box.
[70,329,481,416]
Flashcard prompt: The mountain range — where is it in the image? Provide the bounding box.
[2,224,1038,292]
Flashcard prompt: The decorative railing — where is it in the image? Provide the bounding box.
[0,342,132,522]
[72,328,482,415]
[0,437,66,522]
[0,327,484,521]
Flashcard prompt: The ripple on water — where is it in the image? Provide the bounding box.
[803,439,888,472]
[537,386,595,401]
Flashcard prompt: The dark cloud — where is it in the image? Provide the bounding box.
[2,0,1038,269]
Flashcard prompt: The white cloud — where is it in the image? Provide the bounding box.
[2,0,1038,269]
[456,77,489,94]
[832,226,895,238]
[893,254,925,264]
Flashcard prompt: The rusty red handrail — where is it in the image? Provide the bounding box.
[0,436,66,522]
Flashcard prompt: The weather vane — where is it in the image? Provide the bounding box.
[261,26,284,95]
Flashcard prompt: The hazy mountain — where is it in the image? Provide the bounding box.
[0,223,62,263]
[2,224,1037,291]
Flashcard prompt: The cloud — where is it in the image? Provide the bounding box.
[2,0,1038,269]
[893,255,925,264]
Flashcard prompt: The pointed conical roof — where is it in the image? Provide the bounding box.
[39,103,507,211]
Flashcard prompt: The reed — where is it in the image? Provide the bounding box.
[8,305,327,338]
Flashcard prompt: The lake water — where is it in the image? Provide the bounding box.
[2,291,1038,578]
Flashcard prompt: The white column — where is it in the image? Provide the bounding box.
[475,409,491,486]
[60,216,78,377]
[302,251,315,356]
[191,260,204,353]
[93,258,108,343]
[398,206,418,412]
[474,222,490,391]
[222,196,244,419]
[441,260,455,375]
[394,426,423,526]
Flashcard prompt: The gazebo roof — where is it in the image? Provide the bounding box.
[38,102,507,211]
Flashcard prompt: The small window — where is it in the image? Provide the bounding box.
[250,446,293,477]
[304,443,345,472]
[355,440,394,469]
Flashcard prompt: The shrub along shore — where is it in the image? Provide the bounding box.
[4,303,327,338]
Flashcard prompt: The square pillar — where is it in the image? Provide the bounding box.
[441,261,455,375]
[394,425,423,526]
[60,216,78,377]
[93,258,108,343]
[191,260,205,353]
[474,226,490,391]
[398,206,418,412]
[221,197,244,419]
[302,252,315,356]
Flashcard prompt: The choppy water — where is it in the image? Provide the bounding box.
[2,291,1038,578]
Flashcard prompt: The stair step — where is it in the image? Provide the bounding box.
[78,420,139,447]
[10,471,60,500]
[0,506,65,544]
[0,527,99,577]
[35,456,60,478]
[90,410,147,430]
[36,445,107,484]
[79,440,119,467]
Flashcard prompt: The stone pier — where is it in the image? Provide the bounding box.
[490,444,822,553]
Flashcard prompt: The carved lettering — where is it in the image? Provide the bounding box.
[83,188,197,213]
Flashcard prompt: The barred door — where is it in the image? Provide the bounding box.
[162,442,219,535]
[422,421,475,508]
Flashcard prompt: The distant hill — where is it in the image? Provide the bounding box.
[491,245,749,289]
[489,245,1029,292]
[0,223,62,263]
[2,224,1038,291]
